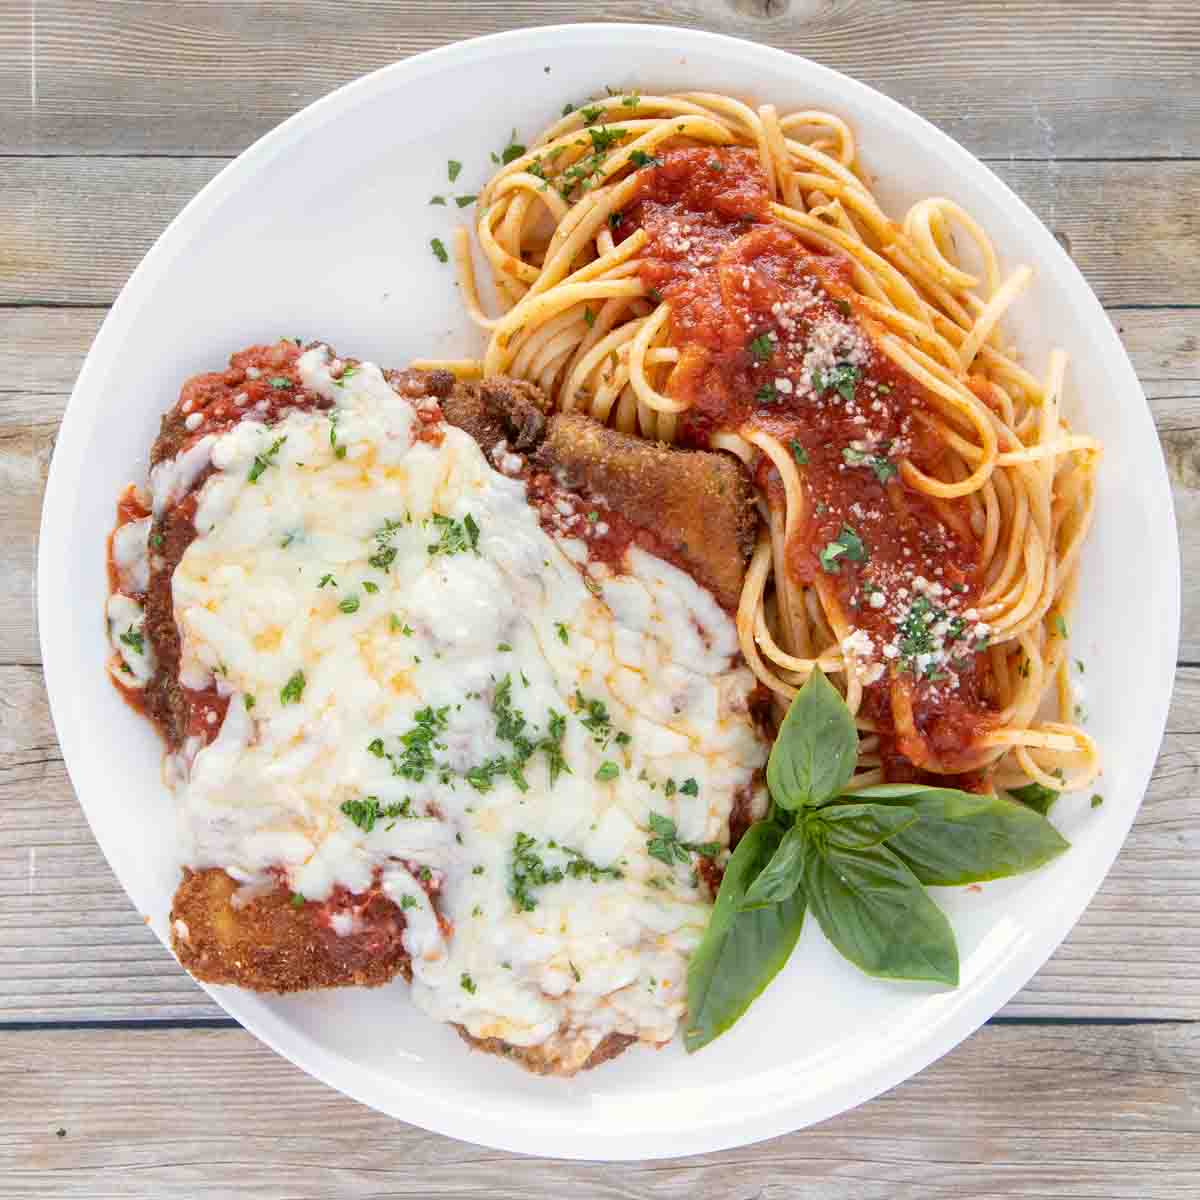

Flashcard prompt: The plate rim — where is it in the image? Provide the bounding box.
[37,21,1181,1160]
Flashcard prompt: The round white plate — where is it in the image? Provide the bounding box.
[39,23,1178,1160]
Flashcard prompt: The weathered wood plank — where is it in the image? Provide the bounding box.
[2,304,1195,666]
[3,156,1198,308]
[2,662,1196,1023]
[5,306,1194,402]
[1,1,1198,159]
[1,1023,1196,1197]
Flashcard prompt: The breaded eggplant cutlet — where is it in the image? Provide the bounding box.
[125,343,760,1074]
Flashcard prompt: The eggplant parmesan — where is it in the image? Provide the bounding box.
[106,339,767,1074]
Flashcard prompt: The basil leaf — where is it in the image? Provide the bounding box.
[1007,781,1060,816]
[804,839,959,986]
[767,669,858,810]
[812,802,918,850]
[850,785,1069,885]
[685,821,807,1052]
[739,824,807,910]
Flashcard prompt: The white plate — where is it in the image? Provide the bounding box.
[38,23,1179,1160]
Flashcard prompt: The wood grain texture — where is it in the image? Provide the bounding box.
[2,305,1194,665]
[4,306,1194,401]
[2,660,1196,1023]
[2,1024,1197,1198]
[1,1,1198,158]
[3,156,1198,308]
[1,5,1198,1188]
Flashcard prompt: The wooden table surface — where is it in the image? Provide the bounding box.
[2,2,1197,1195]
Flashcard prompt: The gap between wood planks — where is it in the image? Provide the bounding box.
[2,1023,1197,1198]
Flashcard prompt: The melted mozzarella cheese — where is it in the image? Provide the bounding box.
[167,346,766,1070]
[112,516,152,594]
[107,592,155,686]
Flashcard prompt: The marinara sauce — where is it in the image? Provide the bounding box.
[614,146,996,772]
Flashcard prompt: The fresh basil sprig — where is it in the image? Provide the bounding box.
[684,822,807,1053]
[685,670,1072,1052]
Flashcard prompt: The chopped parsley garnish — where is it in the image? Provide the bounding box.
[540,710,570,786]
[574,690,611,744]
[448,159,462,182]
[1054,614,1069,638]
[607,210,622,229]
[583,307,595,328]
[290,892,305,909]
[455,194,477,208]
[707,157,724,172]
[493,129,525,165]
[680,777,699,797]
[248,435,287,483]
[509,833,619,911]
[339,794,413,833]
[813,362,861,402]
[646,812,719,867]
[897,596,938,669]
[268,376,292,390]
[819,525,868,573]
[790,439,809,466]
[580,104,603,124]
[588,126,624,153]
[431,238,449,263]
[561,844,623,883]
[755,382,779,404]
[621,92,640,108]
[1091,794,1104,808]
[842,445,898,483]
[510,832,564,912]
[562,101,577,117]
[430,194,446,205]
[497,641,512,652]
[150,532,164,548]
[628,149,662,168]
[833,298,852,317]
[460,972,476,994]
[338,595,360,614]
[747,333,774,362]
[280,670,306,705]
[318,573,336,588]
[243,694,255,711]
[465,675,570,794]
[376,705,451,782]
[427,512,480,557]
[595,761,619,782]
[554,621,569,644]
[647,287,664,304]
[362,580,379,594]
[334,366,358,388]
[400,893,419,910]
[118,626,144,655]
